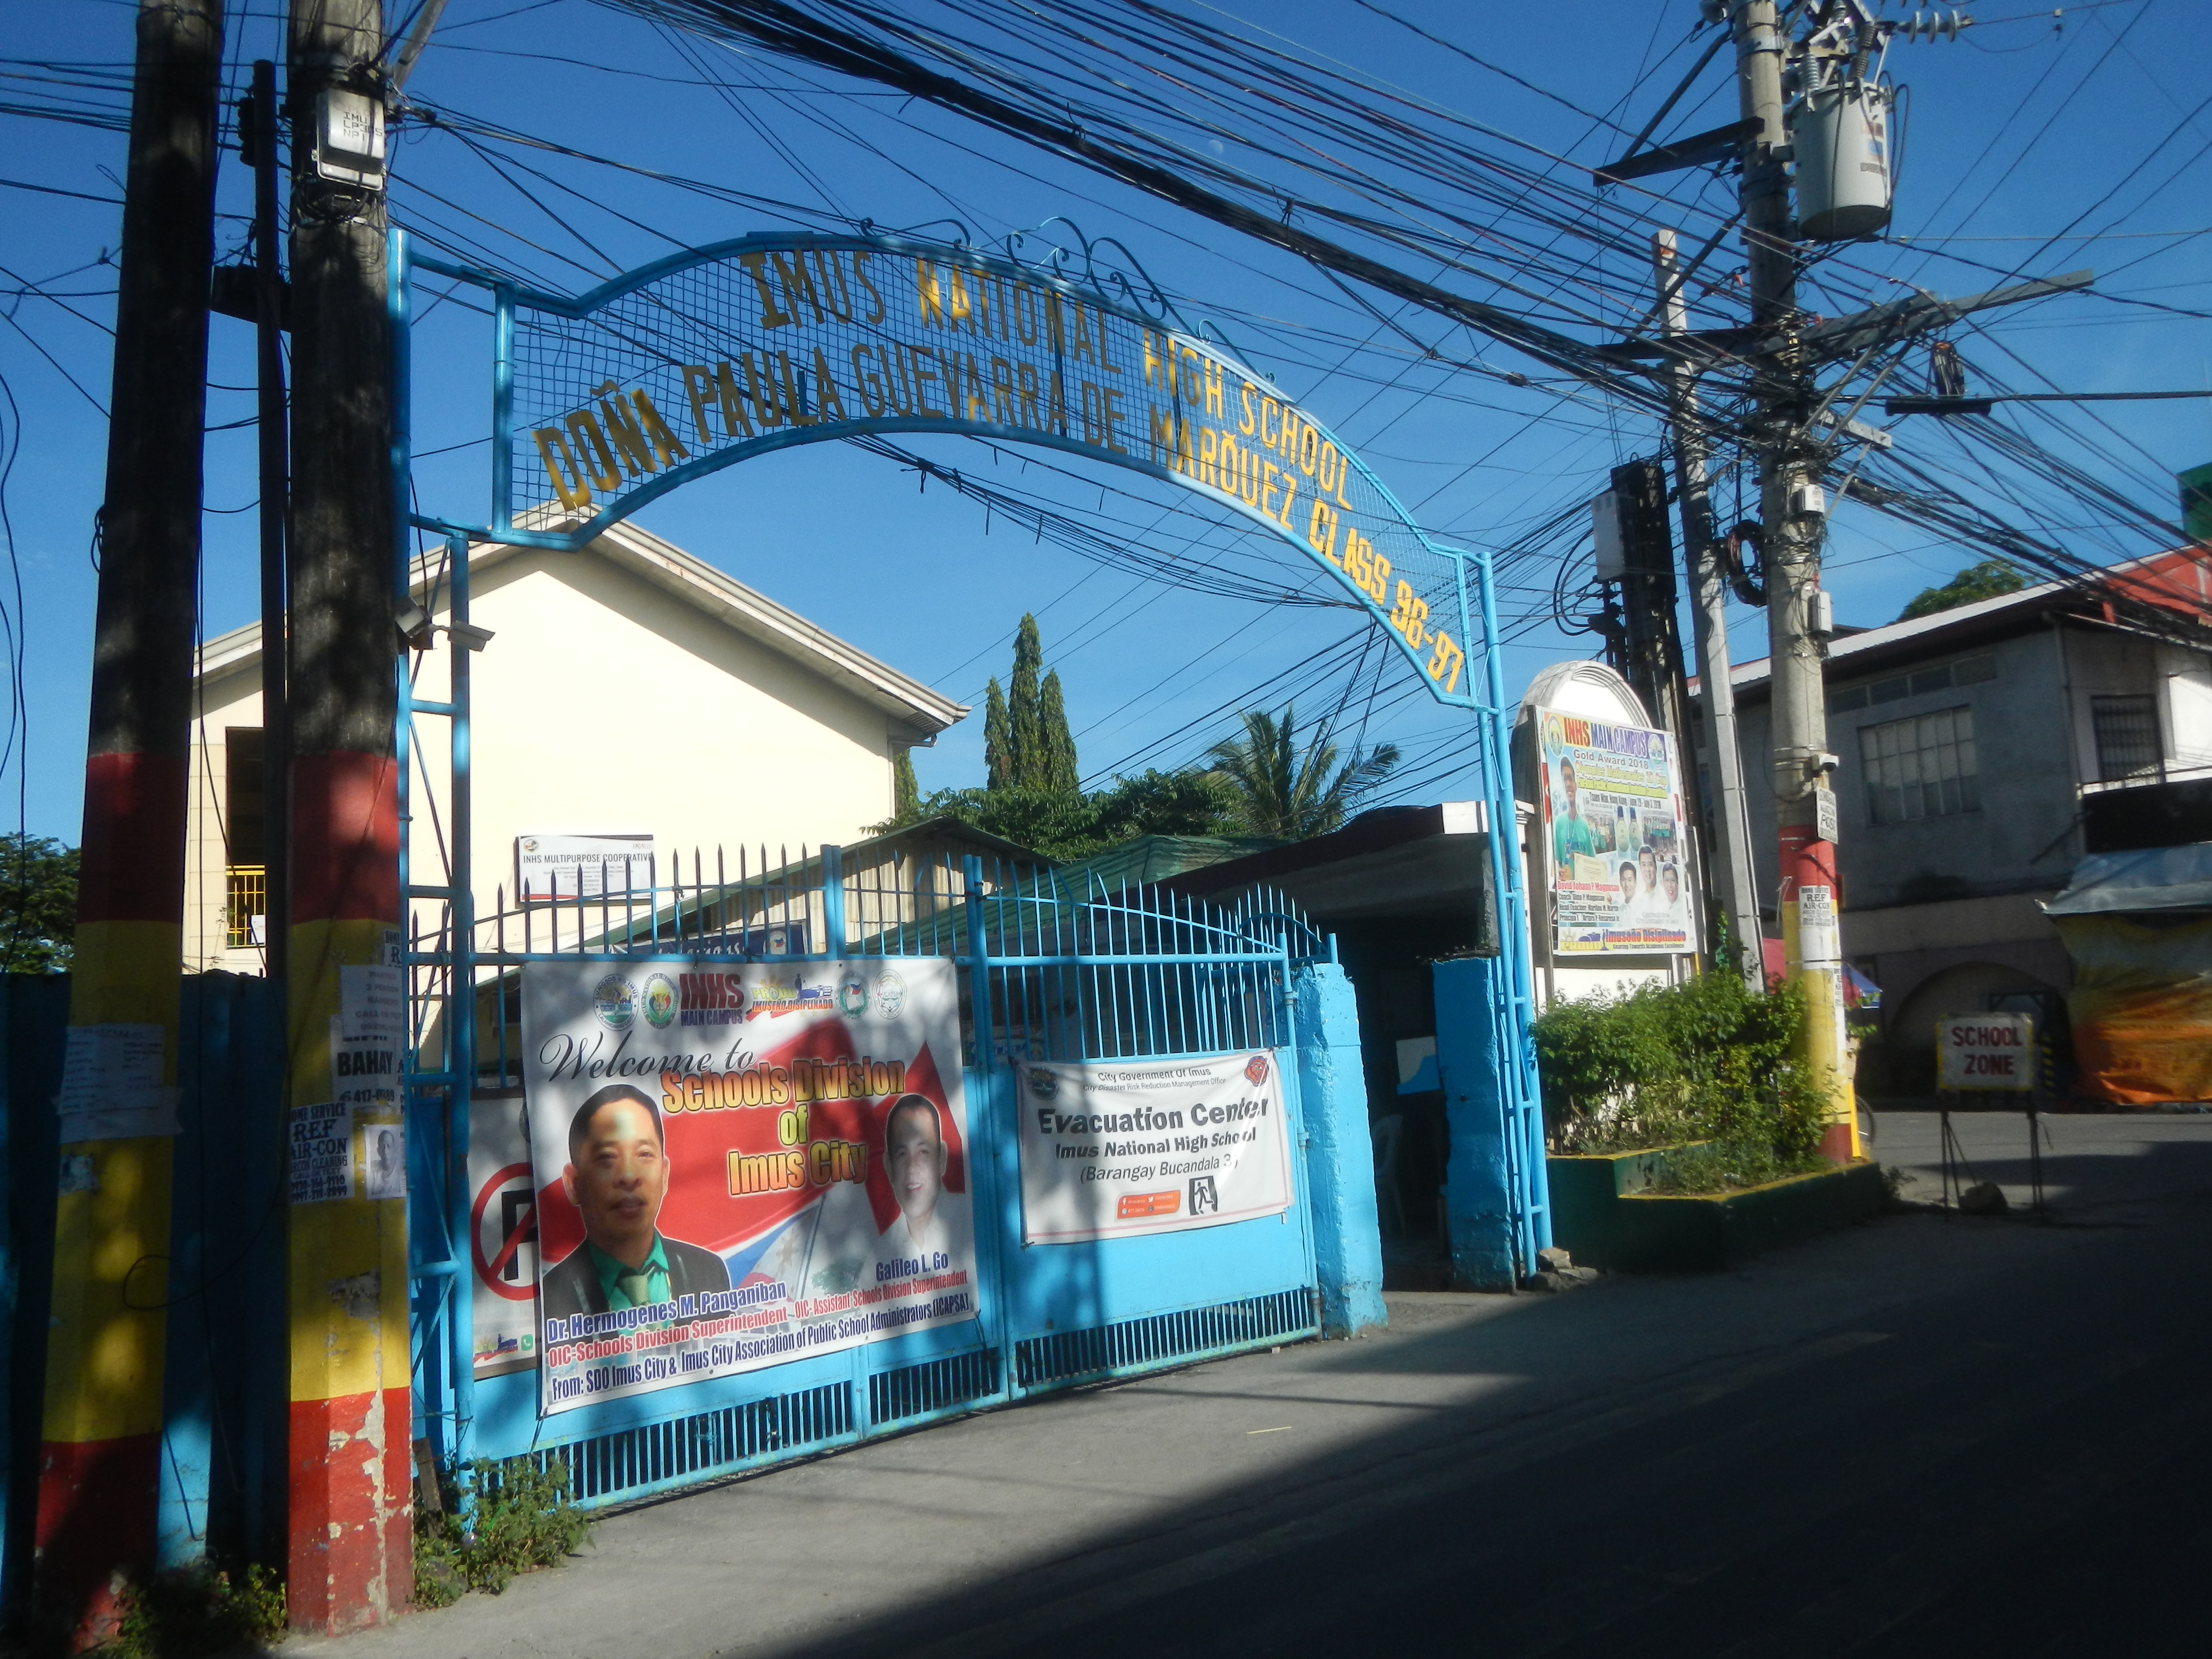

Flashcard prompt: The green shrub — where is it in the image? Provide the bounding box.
[1533,967,1828,1187]
[102,1563,287,1657]
[414,1457,590,1606]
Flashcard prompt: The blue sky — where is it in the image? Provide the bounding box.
[4,0,2209,843]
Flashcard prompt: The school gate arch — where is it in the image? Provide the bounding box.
[392,227,1547,1493]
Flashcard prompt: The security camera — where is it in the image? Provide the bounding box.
[394,600,433,649]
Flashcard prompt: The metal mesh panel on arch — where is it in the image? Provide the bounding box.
[503,236,1478,707]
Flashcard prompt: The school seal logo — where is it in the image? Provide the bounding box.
[592,974,637,1030]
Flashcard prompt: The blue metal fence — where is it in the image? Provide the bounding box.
[0,974,287,1611]
[400,848,1323,1511]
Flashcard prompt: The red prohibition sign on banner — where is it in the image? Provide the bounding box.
[471,1160,539,1303]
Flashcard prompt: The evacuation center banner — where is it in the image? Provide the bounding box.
[1536,705,1695,955]
[522,957,975,1417]
[1017,1051,1292,1244]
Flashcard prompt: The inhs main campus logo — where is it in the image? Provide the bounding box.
[592,974,637,1030]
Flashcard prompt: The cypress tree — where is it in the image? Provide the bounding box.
[1038,671,1079,795]
[893,746,920,820]
[984,678,1012,791]
[1008,613,1043,788]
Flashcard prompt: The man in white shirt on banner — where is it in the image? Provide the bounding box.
[876,1093,969,1275]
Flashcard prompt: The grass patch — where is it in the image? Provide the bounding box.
[1650,1141,1831,1194]
[414,1456,590,1606]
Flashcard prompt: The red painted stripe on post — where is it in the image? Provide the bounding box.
[289,751,400,925]
[33,1432,161,1645]
[74,752,187,924]
[286,1387,415,1634]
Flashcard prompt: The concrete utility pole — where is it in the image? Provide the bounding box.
[1731,0,1856,1158]
[1652,228,1762,991]
[1606,454,1722,972]
[286,0,412,1630]
[36,0,223,1642]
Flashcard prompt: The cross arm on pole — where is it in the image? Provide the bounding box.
[1793,270,2094,365]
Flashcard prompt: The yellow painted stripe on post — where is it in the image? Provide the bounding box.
[43,918,183,1444]
[287,917,412,1404]
[66,918,182,1039]
[42,1137,175,1443]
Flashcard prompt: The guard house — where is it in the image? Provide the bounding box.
[183,519,968,971]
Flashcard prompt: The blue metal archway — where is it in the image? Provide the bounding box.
[389,227,1548,1458]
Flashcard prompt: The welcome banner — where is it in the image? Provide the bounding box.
[521,957,975,1417]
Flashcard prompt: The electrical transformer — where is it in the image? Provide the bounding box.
[1793,79,1893,240]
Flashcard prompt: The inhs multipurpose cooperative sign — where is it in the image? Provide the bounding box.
[1016,1051,1293,1244]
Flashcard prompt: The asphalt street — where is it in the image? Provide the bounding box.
[293,1111,2212,1659]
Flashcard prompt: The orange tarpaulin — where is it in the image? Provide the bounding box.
[2056,914,2212,1106]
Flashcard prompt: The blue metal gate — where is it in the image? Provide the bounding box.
[402,839,1322,1508]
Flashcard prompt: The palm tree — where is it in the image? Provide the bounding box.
[1203,706,1399,840]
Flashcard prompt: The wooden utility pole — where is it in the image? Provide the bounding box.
[36,0,223,1642]
[1731,0,1856,1158]
[1653,228,1762,989]
[285,0,411,1630]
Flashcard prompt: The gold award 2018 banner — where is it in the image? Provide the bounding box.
[522,957,975,1417]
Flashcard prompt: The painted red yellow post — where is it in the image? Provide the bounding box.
[1779,820,1860,1163]
[38,765,185,1641]
[283,757,412,1629]
[282,0,413,1624]
[34,0,223,1641]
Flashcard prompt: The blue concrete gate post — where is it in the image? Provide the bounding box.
[1434,955,1523,1291]
[1290,962,1386,1337]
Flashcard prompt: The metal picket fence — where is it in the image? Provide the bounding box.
[401,842,1322,1511]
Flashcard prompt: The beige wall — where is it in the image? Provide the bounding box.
[185,683,264,972]
[187,547,903,970]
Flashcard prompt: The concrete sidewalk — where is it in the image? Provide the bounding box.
[290,1113,2212,1659]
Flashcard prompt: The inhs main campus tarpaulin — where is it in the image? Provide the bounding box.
[1535,706,1695,955]
[521,958,977,1417]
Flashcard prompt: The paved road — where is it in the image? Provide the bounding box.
[296,1113,2212,1659]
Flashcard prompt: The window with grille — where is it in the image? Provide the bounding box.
[2091,695,2161,782]
[1860,706,1980,825]
[224,728,266,948]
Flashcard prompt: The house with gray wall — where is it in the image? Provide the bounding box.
[1697,552,2212,1097]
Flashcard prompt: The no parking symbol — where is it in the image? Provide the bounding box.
[472,1161,539,1301]
[465,1095,541,1375]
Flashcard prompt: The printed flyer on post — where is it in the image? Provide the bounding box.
[1016,1051,1292,1243]
[1535,706,1695,955]
[521,957,976,1417]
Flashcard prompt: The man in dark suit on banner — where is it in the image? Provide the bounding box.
[541,1083,730,1321]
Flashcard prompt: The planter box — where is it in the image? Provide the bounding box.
[1547,1149,1885,1273]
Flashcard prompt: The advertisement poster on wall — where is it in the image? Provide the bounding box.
[1536,707,1695,955]
[521,957,977,1418]
[1017,1051,1292,1244]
